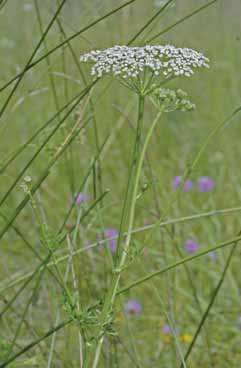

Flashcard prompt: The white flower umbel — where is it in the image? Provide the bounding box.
[80,44,209,94]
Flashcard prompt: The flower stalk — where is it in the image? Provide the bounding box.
[84,101,165,367]
[83,93,145,366]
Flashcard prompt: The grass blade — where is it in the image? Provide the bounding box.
[0,89,89,173]
[180,240,239,367]
[117,235,241,295]
[0,0,67,120]
[0,82,95,207]
[0,114,92,241]
[0,319,73,368]
[0,0,137,94]
[146,0,219,43]
[127,0,175,45]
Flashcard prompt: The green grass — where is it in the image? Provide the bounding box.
[0,0,241,367]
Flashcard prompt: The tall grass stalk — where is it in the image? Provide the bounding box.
[180,240,239,367]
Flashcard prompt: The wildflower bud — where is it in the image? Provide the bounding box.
[21,176,32,193]
[24,175,32,184]
[151,88,195,112]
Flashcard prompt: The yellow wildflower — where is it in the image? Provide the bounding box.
[180,334,193,343]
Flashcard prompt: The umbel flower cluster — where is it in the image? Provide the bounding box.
[151,88,195,112]
[80,44,209,80]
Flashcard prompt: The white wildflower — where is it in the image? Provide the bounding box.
[20,175,32,193]
[80,45,209,80]
[24,175,32,183]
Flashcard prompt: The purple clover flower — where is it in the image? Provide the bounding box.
[172,176,193,192]
[185,239,199,254]
[125,299,142,315]
[105,228,118,253]
[74,192,90,205]
[197,177,215,192]
[162,324,172,335]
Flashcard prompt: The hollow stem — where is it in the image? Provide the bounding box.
[84,99,163,367]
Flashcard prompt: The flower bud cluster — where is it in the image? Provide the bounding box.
[152,88,195,112]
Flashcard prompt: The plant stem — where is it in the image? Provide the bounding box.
[84,100,164,367]
[83,95,144,366]
[119,108,163,269]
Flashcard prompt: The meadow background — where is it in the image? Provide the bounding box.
[0,0,241,367]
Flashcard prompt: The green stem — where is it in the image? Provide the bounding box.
[85,101,164,367]
[83,95,145,367]
[120,108,163,268]
[112,95,145,268]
